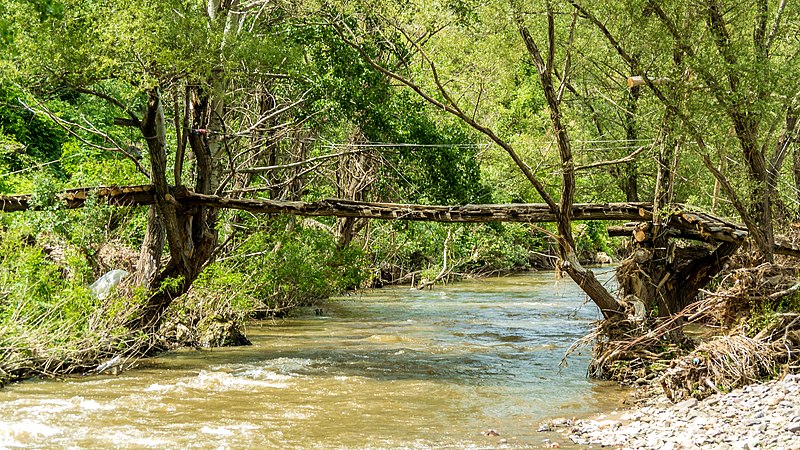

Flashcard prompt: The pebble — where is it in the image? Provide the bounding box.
[785,423,800,433]
[560,375,800,449]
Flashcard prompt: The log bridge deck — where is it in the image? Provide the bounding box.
[2,184,798,257]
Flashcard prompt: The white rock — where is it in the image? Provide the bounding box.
[89,269,130,300]
[676,398,699,409]
[785,422,800,433]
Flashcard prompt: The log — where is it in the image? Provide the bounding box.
[177,190,653,223]
[633,222,650,242]
[4,184,800,259]
[669,209,748,243]
[774,238,800,259]
[0,185,157,212]
[609,223,716,243]
[0,184,654,223]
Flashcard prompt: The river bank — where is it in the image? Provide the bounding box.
[536,374,800,449]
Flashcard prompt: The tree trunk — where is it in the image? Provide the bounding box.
[134,206,164,289]
[518,17,622,319]
[622,63,641,203]
[133,75,223,327]
[334,130,374,249]
[622,162,639,203]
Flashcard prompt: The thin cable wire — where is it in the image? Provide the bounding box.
[319,142,490,149]
[574,138,655,143]
[0,152,84,178]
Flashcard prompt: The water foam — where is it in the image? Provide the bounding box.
[199,426,235,437]
[0,420,59,440]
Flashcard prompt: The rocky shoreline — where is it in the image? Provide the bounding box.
[539,375,800,449]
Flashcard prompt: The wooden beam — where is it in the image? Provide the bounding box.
[0,184,654,223]
[668,209,749,242]
[608,222,723,243]
[177,191,653,223]
[0,185,157,212]
[774,238,800,259]
[5,184,800,259]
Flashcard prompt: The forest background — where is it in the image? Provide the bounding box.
[0,0,798,395]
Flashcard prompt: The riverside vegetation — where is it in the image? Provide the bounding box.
[0,0,799,432]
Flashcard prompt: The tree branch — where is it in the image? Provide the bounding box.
[20,99,150,179]
[568,0,770,258]
[576,145,647,171]
[766,0,788,55]
[232,148,373,174]
[74,87,141,127]
[326,16,560,212]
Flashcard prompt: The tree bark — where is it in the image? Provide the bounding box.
[134,205,164,289]
[0,187,654,221]
[334,131,374,248]
[517,10,622,319]
[622,60,641,203]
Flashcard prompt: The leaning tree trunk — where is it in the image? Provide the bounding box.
[518,16,622,319]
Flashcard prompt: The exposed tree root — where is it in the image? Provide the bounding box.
[574,261,800,402]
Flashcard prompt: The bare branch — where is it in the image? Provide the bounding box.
[326,15,559,212]
[232,148,373,174]
[545,0,556,74]
[576,145,647,171]
[393,24,465,116]
[557,10,578,103]
[766,0,788,54]
[20,99,150,179]
[567,0,769,255]
[74,87,141,127]
[220,93,308,139]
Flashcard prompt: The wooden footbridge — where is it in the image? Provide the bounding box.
[2,184,799,257]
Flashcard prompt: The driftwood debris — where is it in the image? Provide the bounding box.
[608,207,800,258]
[608,208,747,243]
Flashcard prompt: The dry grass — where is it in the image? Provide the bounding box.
[567,262,800,401]
[564,296,720,385]
[659,313,800,401]
[0,293,155,386]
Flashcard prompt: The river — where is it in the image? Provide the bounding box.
[0,269,627,449]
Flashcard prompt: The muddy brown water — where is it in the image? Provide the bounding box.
[0,269,628,449]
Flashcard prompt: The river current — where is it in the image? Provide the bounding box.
[0,269,626,449]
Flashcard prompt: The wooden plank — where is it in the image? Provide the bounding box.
[179,191,654,223]
[0,185,157,212]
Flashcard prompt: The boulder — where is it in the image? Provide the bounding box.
[196,316,251,348]
[596,251,614,264]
